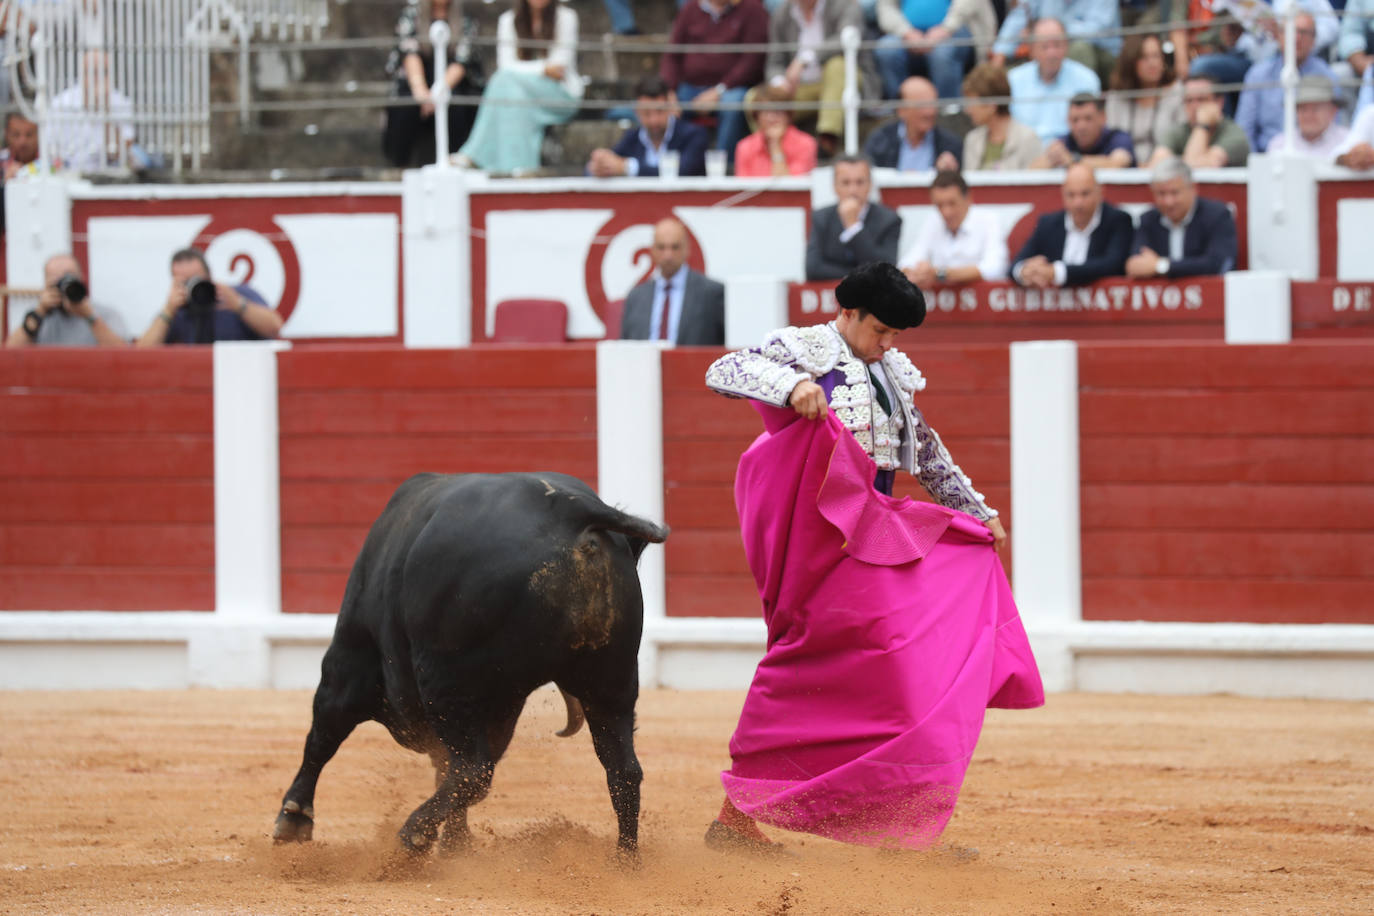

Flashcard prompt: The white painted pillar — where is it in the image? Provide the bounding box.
[1225,271,1292,344]
[1010,340,1080,691]
[213,339,290,619]
[724,277,789,347]
[3,175,73,335]
[402,165,470,347]
[1246,152,1317,280]
[596,340,669,687]
[206,339,291,686]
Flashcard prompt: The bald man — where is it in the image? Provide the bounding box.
[618,218,725,345]
[7,253,129,347]
[1010,163,1133,289]
[862,77,963,172]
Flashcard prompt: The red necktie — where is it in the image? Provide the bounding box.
[657,282,673,341]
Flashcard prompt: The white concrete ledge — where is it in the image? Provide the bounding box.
[5,613,1373,700]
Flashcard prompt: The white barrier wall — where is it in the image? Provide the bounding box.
[6,324,1374,699]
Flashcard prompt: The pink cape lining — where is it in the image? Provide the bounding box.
[721,406,1044,849]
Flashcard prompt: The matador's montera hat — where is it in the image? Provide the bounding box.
[835,261,926,330]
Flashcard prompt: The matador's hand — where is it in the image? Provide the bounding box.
[985,517,1007,555]
[788,379,827,420]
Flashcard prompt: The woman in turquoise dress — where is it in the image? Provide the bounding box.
[456,0,583,173]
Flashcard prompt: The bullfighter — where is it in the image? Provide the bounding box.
[702,260,1044,852]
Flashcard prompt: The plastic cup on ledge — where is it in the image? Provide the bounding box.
[705,149,728,178]
[659,150,680,181]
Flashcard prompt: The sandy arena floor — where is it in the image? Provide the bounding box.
[1,688,1371,915]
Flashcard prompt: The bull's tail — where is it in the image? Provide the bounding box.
[555,685,585,738]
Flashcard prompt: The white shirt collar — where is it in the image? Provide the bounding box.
[791,0,824,27]
[1161,200,1198,233]
[1064,205,1103,236]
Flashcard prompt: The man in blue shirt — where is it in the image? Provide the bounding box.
[862,76,963,171]
[990,0,1120,82]
[872,0,995,100]
[1007,18,1102,143]
[1235,10,1338,154]
[1031,92,1135,168]
[137,248,283,346]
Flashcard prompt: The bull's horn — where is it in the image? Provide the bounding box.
[555,685,585,738]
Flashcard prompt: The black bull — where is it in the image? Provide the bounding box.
[273,472,668,856]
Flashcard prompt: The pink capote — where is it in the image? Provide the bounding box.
[721,404,1044,849]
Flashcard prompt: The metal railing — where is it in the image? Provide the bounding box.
[2,0,328,173]
[4,2,1368,174]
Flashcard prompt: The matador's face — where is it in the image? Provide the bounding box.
[837,310,899,365]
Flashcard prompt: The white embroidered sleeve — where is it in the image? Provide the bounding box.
[705,341,811,407]
[911,407,998,521]
[704,326,839,407]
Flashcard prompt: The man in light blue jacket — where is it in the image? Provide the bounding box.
[1006,17,1102,143]
[990,0,1120,81]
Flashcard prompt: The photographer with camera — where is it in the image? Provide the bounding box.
[5,254,129,347]
[137,248,283,346]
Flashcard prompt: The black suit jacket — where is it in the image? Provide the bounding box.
[1132,197,1238,277]
[607,116,710,177]
[805,202,903,281]
[1011,203,1135,286]
[619,268,725,345]
[862,121,963,171]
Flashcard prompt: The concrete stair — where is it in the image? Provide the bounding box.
[200,0,682,176]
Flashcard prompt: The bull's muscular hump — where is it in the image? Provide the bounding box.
[272,472,667,861]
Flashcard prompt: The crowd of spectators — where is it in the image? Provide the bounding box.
[3,0,1373,180]
[572,0,1374,179]
[797,156,1238,288]
[5,0,1374,347]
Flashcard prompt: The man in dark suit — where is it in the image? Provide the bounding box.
[1011,162,1134,288]
[806,154,903,281]
[1126,158,1237,279]
[862,77,963,172]
[587,76,710,178]
[620,218,725,345]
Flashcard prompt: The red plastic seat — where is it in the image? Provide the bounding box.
[491,299,569,343]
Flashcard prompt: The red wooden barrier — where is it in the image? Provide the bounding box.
[1078,341,1374,624]
[277,345,599,613]
[0,349,215,610]
[1291,280,1374,338]
[1316,179,1374,279]
[790,278,1227,343]
[661,344,1011,618]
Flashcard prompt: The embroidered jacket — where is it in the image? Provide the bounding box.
[705,322,997,520]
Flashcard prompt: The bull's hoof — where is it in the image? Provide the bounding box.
[610,843,642,870]
[272,802,315,843]
[397,825,438,856]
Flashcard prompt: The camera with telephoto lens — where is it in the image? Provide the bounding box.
[183,276,217,313]
[55,273,88,306]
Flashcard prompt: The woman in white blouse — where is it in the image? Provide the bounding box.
[456,0,582,172]
[1105,33,1185,166]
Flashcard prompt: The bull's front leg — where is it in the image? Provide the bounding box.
[583,699,643,861]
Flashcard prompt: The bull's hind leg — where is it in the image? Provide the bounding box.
[274,636,383,842]
[581,696,643,857]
